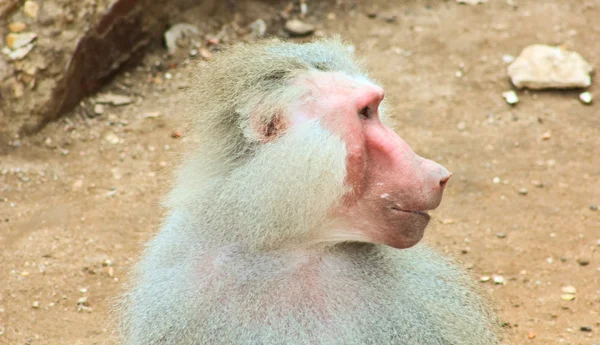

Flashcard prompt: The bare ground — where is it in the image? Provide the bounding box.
[1,1,599,344]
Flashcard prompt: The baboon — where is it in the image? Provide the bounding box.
[117,37,502,345]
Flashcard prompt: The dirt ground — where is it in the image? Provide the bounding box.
[1,0,599,344]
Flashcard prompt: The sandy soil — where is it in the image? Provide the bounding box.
[1,1,599,344]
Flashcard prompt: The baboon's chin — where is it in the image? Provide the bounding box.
[380,211,430,249]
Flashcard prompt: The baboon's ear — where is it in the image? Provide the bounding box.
[249,111,289,143]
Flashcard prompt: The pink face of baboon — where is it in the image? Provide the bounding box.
[293,71,452,249]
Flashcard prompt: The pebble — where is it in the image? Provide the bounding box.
[93,104,105,115]
[23,1,39,19]
[8,22,27,33]
[480,276,491,282]
[579,92,593,104]
[6,32,37,50]
[518,188,528,195]
[580,326,592,332]
[199,47,212,60]
[248,19,267,38]
[456,0,487,4]
[32,301,40,309]
[164,23,200,55]
[502,90,519,105]
[560,294,575,301]
[508,44,593,89]
[527,331,536,339]
[541,131,551,140]
[493,275,506,285]
[561,285,576,294]
[531,180,544,188]
[502,54,514,63]
[576,258,590,266]
[284,19,315,37]
[590,204,598,211]
[96,93,132,106]
[493,177,501,184]
[103,132,120,145]
[495,232,507,239]
[457,121,467,131]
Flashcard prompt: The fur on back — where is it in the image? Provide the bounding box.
[116,38,502,345]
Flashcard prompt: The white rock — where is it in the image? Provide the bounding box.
[502,90,519,105]
[508,44,593,89]
[284,19,315,37]
[579,91,593,104]
[3,43,34,60]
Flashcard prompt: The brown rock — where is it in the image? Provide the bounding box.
[0,0,209,137]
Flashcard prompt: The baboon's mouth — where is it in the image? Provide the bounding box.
[389,206,430,218]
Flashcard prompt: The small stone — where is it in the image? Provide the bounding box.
[171,131,182,139]
[493,177,501,184]
[248,19,267,38]
[579,92,593,104]
[546,257,554,264]
[327,12,336,20]
[561,285,576,294]
[502,90,519,105]
[103,132,120,145]
[23,1,39,18]
[480,276,491,282]
[6,32,37,50]
[199,47,212,60]
[527,331,536,339]
[518,188,528,195]
[103,259,113,267]
[493,275,506,285]
[105,266,115,277]
[79,288,87,293]
[77,305,93,313]
[284,19,315,37]
[164,23,200,55]
[143,112,161,119]
[32,301,40,309]
[576,258,590,266]
[96,94,132,106]
[531,180,544,188]
[502,54,514,63]
[21,271,30,276]
[77,296,89,306]
[72,180,83,191]
[541,131,551,140]
[93,104,105,115]
[8,22,27,33]
[508,44,593,89]
[495,232,507,239]
[580,326,592,332]
[456,0,487,4]
[590,204,598,211]
[560,294,575,301]
[457,121,467,131]
[441,219,455,225]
